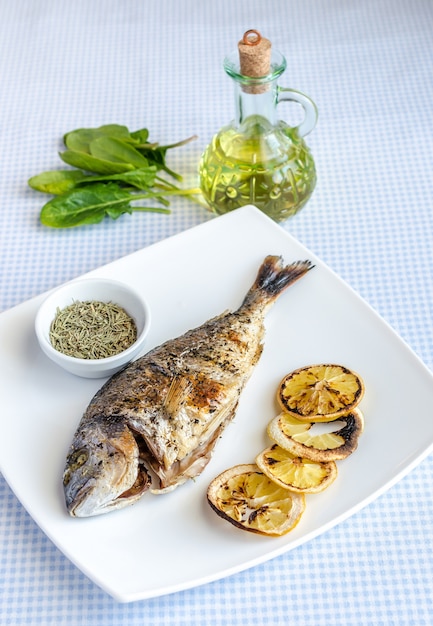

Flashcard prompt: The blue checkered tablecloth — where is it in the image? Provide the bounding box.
[1,1,433,624]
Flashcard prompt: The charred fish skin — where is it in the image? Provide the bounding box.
[63,256,314,517]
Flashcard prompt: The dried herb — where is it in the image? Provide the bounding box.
[29,124,204,227]
[49,300,137,359]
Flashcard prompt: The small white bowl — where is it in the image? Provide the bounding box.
[35,277,151,378]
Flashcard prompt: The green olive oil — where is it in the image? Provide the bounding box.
[199,115,316,222]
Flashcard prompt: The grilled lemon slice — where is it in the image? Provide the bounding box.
[278,364,364,422]
[268,409,364,462]
[256,444,337,493]
[207,464,305,536]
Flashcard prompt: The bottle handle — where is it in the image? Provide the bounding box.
[277,88,318,137]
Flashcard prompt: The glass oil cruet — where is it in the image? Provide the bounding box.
[199,30,318,222]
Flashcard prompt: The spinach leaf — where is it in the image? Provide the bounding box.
[59,149,134,174]
[138,146,180,180]
[28,170,85,195]
[30,124,204,228]
[129,128,150,144]
[40,183,170,228]
[137,135,197,181]
[77,166,157,190]
[64,124,131,153]
[89,136,149,168]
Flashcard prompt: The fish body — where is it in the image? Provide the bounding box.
[63,256,313,516]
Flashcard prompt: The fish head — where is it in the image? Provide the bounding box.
[63,416,150,517]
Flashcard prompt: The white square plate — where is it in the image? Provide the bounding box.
[1,206,433,602]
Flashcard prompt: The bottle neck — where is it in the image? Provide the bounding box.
[233,81,279,126]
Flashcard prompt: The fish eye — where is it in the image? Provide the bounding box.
[68,448,89,471]
[63,449,89,486]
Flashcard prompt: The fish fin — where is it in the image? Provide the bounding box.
[164,375,193,416]
[254,255,314,296]
[242,255,314,307]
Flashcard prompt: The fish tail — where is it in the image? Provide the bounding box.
[242,255,314,307]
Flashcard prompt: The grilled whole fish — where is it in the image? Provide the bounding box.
[63,256,313,516]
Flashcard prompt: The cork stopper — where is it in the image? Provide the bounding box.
[238,30,272,94]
